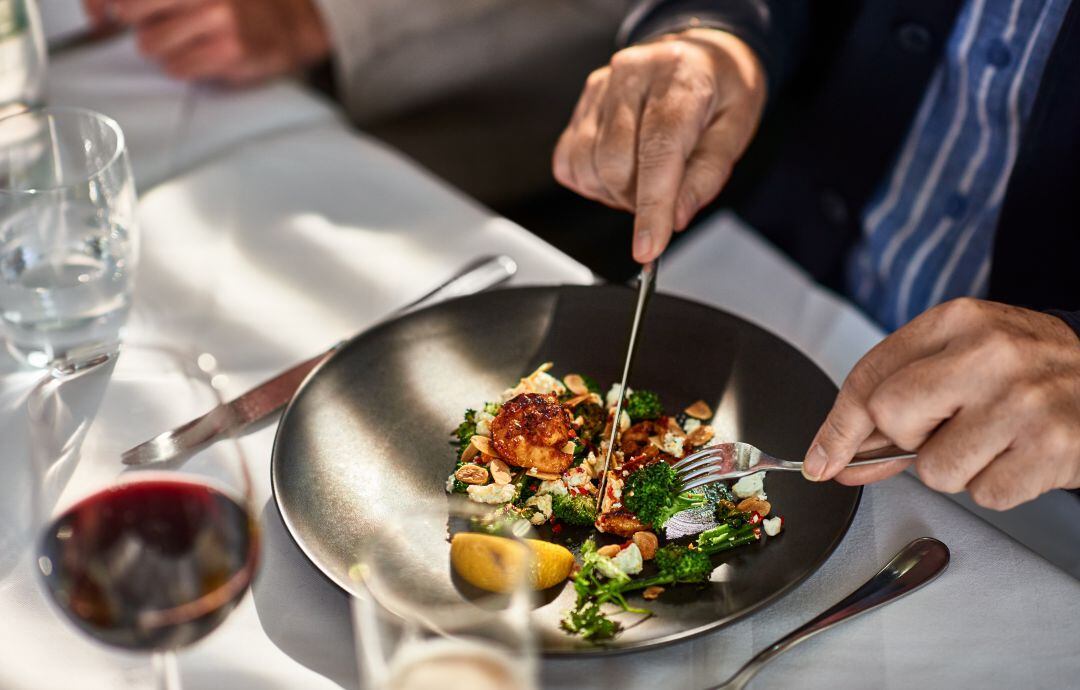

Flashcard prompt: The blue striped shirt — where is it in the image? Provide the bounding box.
[846,0,1070,331]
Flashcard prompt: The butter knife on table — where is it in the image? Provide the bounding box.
[122,255,518,466]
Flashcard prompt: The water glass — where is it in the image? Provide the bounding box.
[0,106,138,368]
[0,0,47,118]
[351,499,538,690]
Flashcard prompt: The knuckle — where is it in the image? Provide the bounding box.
[1012,381,1049,413]
[585,67,609,89]
[914,455,963,493]
[969,480,1015,511]
[1042,422,1075,457]
[637,129,681,161]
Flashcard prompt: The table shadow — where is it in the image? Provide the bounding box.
[251,499,359,690]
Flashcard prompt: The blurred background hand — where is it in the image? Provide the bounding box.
[553,28,766,264]
[84,0,330,84]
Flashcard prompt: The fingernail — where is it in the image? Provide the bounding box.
[803,444,828,481]
[633,228,654,261]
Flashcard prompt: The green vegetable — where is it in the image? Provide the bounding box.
[552,493,598,526]
[573,401,606,444]
[579,374,601,394]
[471,505,526,536]
[560,539,716,641]
[623,462,706,528]
[625,389,663,422]
[694,521,761,554]
[452,409,478,456]
[483,401,501,416]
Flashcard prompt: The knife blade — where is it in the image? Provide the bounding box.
[595,259,658,510]
[121,255,518,465]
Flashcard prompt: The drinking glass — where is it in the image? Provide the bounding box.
[0,0,47,118]
[0,107,138,369]
[29,344,259,690]
[351,498,538,690]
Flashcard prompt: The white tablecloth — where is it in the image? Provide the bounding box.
[1,31,1077,690]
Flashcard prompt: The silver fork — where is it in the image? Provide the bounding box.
[672,441,916,492]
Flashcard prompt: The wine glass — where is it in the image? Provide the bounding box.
[28,344,259,689]
[350,497,538,690]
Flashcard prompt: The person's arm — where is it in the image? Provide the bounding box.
[618,0,807,95]
[1047,309,1080,340]
[312,0,630,124]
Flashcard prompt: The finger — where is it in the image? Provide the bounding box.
[966,447,1047,511]
[912,404,1015,494]
[593,62,650,209]
[83,0,113,26]
[162,33,242,81]
[553,71,606,195]
[135,2,232,59]
[834,429,916,485]
[111,0,195,24]
[672,119,737,231]
[632,86,712,263]
[834,458,912,486]
[567,76,623,209]
[803,302,966,480]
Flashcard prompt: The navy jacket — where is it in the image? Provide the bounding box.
[623,0,1080,332]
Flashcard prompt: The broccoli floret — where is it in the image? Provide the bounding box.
[573,401,606,444]
[552,493,598,526]
[560,601,621,641]
[623,462,706,528]
[653,544,713,582]
[483,401,501,416]
[452,409,478,456]
[625,389,663,422]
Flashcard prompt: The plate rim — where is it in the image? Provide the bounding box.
[270,284,862,656]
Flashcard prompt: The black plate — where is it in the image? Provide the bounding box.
[271,285,860,654]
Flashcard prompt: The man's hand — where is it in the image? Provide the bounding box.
[553,29,766,264]
[803,298,1080,510]
[85,0,330,84]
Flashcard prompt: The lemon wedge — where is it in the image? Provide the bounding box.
[450,533,575,592]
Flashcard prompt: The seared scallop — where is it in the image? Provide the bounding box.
[490,393,574,475]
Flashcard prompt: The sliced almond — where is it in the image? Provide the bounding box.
[455,464,489,485]
[489,458,512,485]
[588,392,604,406]
[563,374,590,396]
[597,544,622,559]
[526,467,562,481]
[460,442,480,463]
[686,425,715,447]
[573,415,584,426]
[632,531,658,560]
[666,417,687,437]
[737,497,771,517]
[471,435,497,457]
[685,400,713,420]
[561,441,577,454]
[563,393,591,408]
[648,435,663,449]
[642,586,665,600]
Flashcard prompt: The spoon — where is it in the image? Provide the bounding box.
[709,537,950,690]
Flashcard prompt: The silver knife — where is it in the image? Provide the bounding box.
[122,255,518,465]
[596,259,659,509]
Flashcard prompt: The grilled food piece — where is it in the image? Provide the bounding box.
[491,393,574,475]
[595,510,649,537]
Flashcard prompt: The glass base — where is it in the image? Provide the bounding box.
[5,337,120,372]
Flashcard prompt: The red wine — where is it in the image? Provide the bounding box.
[38,479,258,651]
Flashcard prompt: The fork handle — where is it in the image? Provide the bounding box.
[849,444,917,465]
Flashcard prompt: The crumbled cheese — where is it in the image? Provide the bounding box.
[466,483,516,505]
[619,410,631,431]
[683,418,702,435]
[609,543,644,576]
[763,516,783,537]
[445,473,457,493]
[538,479,568,496]
[732,471,767,499]
[525,494,553,525]
[605,383,631,409]
[565,466,592,488]
[475,409,496,437]
[582,451,601,478]
[661,432,686,457]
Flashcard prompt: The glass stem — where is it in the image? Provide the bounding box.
[152,650,182,690]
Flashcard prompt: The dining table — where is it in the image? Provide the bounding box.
[1,17,1077,690]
